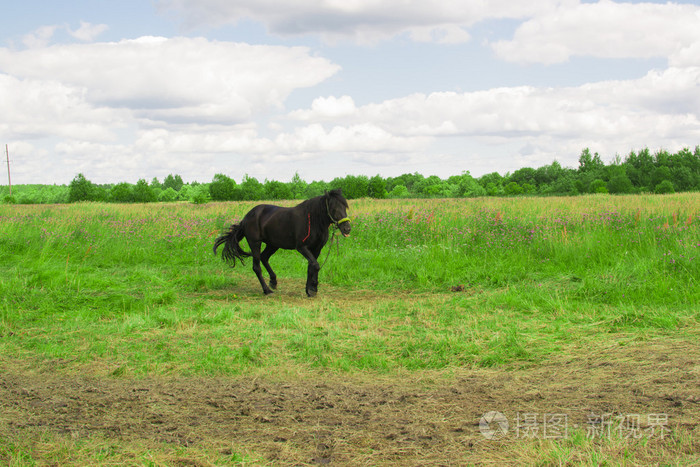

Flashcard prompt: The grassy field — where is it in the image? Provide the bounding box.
[1,194,699,465]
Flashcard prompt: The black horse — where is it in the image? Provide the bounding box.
[214,189,351,296]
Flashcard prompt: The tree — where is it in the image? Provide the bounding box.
[189,184,211,204]
[451,171,486,197]
[547,173,579,195]
[654,149,671,167]
[388,184,409,198]
[606,165,634,194]
[655,180,675,194]
[478,172,504,194]
[264,180,292,200]
[209,173,237,201]
[333,175,368,199]
[289,172,307,199]
[576,148,606,193]
[388,173,424,194]
[368,175,388,199]
[669,166,695,191]
[163,174,184,192]
[414,175,444,197]
[651,166,672,188]
[159,187,179,202]
[578,148,605,173]
[304,180,328,198]
[109,182,134,203]
[133,179,157,202]
[68,173,97,202]
[485,183,503,196]
[534,161,565,187]
[624,148,654,190]
[521,183,536,194]
[177,185,191,201]
[589,179,608,194]
[510,167,536,188]
[240,175,265,200]
[504,181,524,196]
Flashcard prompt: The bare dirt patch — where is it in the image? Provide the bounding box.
[2,338,699,465]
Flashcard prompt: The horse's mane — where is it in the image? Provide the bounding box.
[297,189,347,229]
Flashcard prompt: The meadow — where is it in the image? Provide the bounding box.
[1,194,699,465]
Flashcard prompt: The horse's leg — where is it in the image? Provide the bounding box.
[251,241,274,295]
[261,245,279,290]
[297,245,321,297]
[308,245,324,296]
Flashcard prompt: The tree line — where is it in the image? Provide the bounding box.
[2,147,699,205]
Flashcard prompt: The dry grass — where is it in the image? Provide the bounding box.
[2,281,699,466]
[2,333,698,465]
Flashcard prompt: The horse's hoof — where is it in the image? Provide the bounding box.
[306,289,317,298]
[264,289,274,295]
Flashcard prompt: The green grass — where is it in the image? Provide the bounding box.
[1,195,699,376]
[1,195,699,465]
[0,431,257,466]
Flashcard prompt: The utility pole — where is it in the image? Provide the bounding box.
[5,144,11,196]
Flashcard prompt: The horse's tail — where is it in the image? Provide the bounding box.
[213,223,251,266]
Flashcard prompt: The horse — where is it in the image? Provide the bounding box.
[213,189,351,297]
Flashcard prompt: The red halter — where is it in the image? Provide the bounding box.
[302,213,311,243]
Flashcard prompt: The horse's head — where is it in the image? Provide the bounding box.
[325,189,351,237]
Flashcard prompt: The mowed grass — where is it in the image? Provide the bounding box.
[0,194,698,377]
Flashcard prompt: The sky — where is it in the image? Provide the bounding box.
[2,0,700,185]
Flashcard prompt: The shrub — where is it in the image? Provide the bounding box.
[655,180,675,194]
[133,179,157,203]
[159,187,179,202]
[607,174,634,194]
[589,179,608,194]
[189,185,211,204]
[504,182,524,196]
[109,183,134,203]
[388,184,409,199]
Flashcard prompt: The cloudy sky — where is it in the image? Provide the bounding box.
[2,0,699,185]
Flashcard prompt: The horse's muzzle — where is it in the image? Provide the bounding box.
[338,219,351,237]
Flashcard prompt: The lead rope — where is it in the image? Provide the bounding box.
[319,224,341,271]
[319,198,349,270]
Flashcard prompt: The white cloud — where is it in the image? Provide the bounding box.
[22,25,58,48]
[68,21,109,41]
[0,73,124,141]
[492,1,700,64]
[287,64,700,170]
[290,95,357,120]
[671,40,700,68]
[274,123,428,154]
[0,35,343,183]
[0,36,340,130]
[158,0,563,43]
[294,66,700,136]
[409,25,471,44]
[21,22,108,48]
[5,2,700,184]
